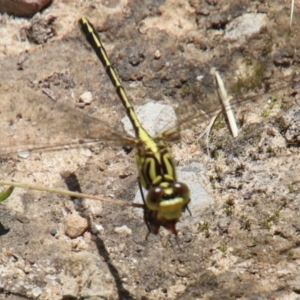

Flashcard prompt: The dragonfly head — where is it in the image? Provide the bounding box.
[144,182,190,235]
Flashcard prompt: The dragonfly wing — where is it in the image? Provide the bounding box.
[0,88,138,156]
[160,74,299,143]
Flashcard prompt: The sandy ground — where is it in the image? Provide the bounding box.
[1,0,300,299]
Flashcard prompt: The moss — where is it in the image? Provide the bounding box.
[216,141,223,149]
[226,198,234,206]
[261,109,270,117]
[240,216,251,230]
[218,245,227,252]
[225,206,233,216]
[288,184,295,193]
[198,221,210,237]
[214,165,223,173]
[230,63,264,94]
[264,218,272,230]
[264,211,280,230]
[211,149,219,159]
[267,146,274,154]
[243,126,253,134]
[180,83,203,102]
[213,115,226,130]
[243,219,251,230]
[225,198,234,216]
[262,38,273,56]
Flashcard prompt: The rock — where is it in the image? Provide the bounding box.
[224,13,268,46]
[79,91,93,105]
[121,101,177,137]
[31,286,42,298]
[64,214,88,239]
[114,225,132,236]
[0,0,52,18]
[283,104,300,145]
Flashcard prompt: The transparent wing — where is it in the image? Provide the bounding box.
[0,87,138,156]
[160,73,300,143]
[1,69,299,159]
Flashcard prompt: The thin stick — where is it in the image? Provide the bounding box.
[205,112,221,156]
[214,71,239,138]
[290,0,294,28]
[0,181,144,208]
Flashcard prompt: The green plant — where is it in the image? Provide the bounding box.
[218,245,227,252]
[261,110,270,117]
[198,221,210,237]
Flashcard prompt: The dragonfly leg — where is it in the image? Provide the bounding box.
[186,205,192,216]
[138,179,146,204]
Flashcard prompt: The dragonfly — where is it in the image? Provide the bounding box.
[77,17,191,237]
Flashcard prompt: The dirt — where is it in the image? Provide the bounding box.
[0,0,300,299]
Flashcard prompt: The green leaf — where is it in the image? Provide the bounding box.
[0,186,14,203]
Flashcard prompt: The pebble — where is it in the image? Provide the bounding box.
[224,13,268,46]
[91,223,104,234]
[154,49,161,59]
[121,102,177,137]
[114,225,132,236]
[64,214,88,239]
[82,198,103,217]
[50,229,57,236]
[32,286,42,297]
[79,91,93,105]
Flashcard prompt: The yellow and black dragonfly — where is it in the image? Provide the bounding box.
[0,17,198,238]
[78,17,192,237]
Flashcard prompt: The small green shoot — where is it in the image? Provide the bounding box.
[211,149,219,159]
[262,38,273,56]
[198,221,210,237]
[218,245,227,252]
[179,83,203,102]
[226,198,234,206]
[267,146,274,154]
[240,215,251,230]
[288,184,295,193]
[264,211,280,230]
[261,110,270,117]
[224,198,234,216]
[225,207,233,216]
[214,165,223,173]
[230,63,264,94]
[251,199,258,207]
[264,218,272,230]
[0,186,14,203]
[243,219,251,230]
[213,116,226,131]
[288,251,294,259]
[243,126,252,134]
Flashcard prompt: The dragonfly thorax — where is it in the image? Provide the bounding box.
[135,141,177,189]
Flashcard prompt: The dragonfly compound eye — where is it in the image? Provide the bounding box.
[146,187,164,210]
[173,182,190,207]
